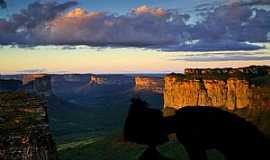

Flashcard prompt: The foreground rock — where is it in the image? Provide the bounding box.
[0,92,57,160]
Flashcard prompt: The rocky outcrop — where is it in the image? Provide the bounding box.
[135,76,163,94]
[163,66,270,110]
[0,80,22,92]
[22,76,52,97]
[89,75,107,85]
[164,76,252,110]
[0,92,57,160]
[89,74,133,85]
[22,74,47,85]
[184,65,270,79]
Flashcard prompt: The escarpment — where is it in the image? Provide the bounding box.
[89,74,133,85]
[0,92,57,160]
[164,66,270,110]
[135,76,163,94]
[0,75,52,97]
[22,74,48,85]
[164,77,252,110]
[89,75,107,85]
[22,75,52,97]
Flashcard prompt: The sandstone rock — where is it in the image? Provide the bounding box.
[89,74,133,85]
[164,72,253,110]
[22,74,47,85]
[135,76,163,94]
[89,75,107,85]
[0,92,57,160]
[184,65,270,77]
[22,76,52,97]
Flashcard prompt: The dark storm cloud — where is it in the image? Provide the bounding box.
[0,1,78,44]
[192,0,270,43]
[0,1,269,51]
[233,0,270,6]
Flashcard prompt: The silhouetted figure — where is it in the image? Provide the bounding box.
[0,0,7,9]
[124,98,270,160]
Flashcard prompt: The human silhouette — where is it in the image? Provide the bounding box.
[124,98,270,160]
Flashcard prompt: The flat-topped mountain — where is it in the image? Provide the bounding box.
[134,76,163,94]
[22,74,48,85]
[0,75,52,97]
[22,76,52,97]
[164,66,270,110]
[0,92,57,160]
[89,74,133,85]
[89,75,107,85]
[184,65,270,80]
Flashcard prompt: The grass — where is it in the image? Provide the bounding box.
[57,132,225,160]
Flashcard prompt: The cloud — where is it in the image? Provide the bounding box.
[0,1,78,44]
[16,68,47,73]
[192,0,270,43]
[169,50,270,61]
[130,5,167,16]
[0,1,269,51]
[29,5,190,47]
[171,55,270,61]
[160,40,263,51]
[230,0,270,6]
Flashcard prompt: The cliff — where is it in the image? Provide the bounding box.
[89,74,133,85]
[135,76,163,94]
[22,76,52,97]
[0,92,57,160]
[164,76,252,110]
[89,75,107,85]
[22,74,48,85]
[164,66,270,110]
[184,65,270,79]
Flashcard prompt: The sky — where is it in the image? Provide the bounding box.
[0,0,270,74]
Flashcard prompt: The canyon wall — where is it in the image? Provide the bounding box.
[22,74,47,85]
[164,76,252,110]
[164,66,270,110]
[0,92,57,160]
[135,76,163,94]
[184,65,270,76]
[89,74,133,85]
[22,76,52,97]
[89,75,107,85]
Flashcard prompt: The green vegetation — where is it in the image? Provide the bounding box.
[0,92,44,132]
[57,132,226,160]
[169,66,270,86]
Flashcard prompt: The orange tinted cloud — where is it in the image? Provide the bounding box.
[130,5,167,16]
